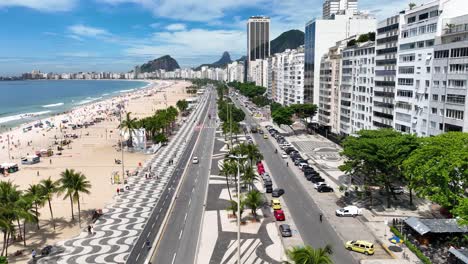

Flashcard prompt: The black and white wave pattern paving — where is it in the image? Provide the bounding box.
[38,92,210,264]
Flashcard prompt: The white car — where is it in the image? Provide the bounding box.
[313,182,328,189]
[281,152,288,159]
[192,157,199,164]
[335,206,362,217]
[298,162,309,169]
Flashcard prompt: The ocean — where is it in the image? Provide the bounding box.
[0,80,148,129]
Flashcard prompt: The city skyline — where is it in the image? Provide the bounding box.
[0,0,428,75]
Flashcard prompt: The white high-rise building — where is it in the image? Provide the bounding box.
[227,61,245,83]
[269,47,305,106]
[250,59,268,88]
[304,6,376,105]
[394,0,466,136]
[339,38,376,135]
[323,0,358,18]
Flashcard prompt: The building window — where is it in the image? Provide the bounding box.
[429,10,439,18]
[446,94,466,104]
[399,66,414,74]
[427,23,437,32]
[398,78,414,86]
[450,47,468,58]
[434,50,449,58]
[400,54,415,62]
[430,121,436,128]
[397,90,413,97]
[449,79,466,88]
[434,67,441,73]
[446,109,464,120]
[419,13,429,20]
[408,16,416,24]
[431,107,437,114]
[432,94,438,101]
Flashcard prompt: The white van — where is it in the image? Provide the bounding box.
[335,206,362,217]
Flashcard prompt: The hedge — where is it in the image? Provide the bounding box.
[390,226,432,264]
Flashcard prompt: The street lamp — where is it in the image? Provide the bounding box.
[229,154,247,264]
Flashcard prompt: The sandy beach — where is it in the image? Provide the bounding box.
[0,80,192,263]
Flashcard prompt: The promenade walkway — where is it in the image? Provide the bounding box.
[38,92,210,264]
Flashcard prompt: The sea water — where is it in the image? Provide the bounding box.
[0,80,148,128]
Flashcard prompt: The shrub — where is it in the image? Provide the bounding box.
[390,226,432,264]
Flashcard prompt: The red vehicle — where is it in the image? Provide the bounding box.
[257,162,265,175]
[274,210,285,221]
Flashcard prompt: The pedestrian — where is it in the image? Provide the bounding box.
[87,225,92,234]
[146,239,151,250]
[32,249,37,259]
[37,171,39,176]
[286,162,289,167]
[319,213,323,222]
[275,149,277,153]
[91,225,95,235]
[117,188,120,195]
[49,159,52,164]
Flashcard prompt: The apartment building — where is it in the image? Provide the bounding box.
[269,47,305,106]
[429,14,468,135]
[227,61,245,83]
[340,39,376,136]
[374,15,400,129]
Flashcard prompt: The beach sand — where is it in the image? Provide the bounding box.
[0,80,192,263]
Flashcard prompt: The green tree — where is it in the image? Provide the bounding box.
[40,177,60,230]
[339,129,419,208]
[26,184,45,230]
[226,199,244,218]
[220,160,236,201]
[403,132,468,223]
[241,165,259,191]
[243,190,263,219]
[286,245,333,264]
[272,107,293,128]
[289,103,318,127]
[14,196,36,247]
[70,172,92,227]
[176,99,189,113]
[119,112,138,148]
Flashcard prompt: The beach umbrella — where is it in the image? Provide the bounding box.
[389,236,403,244]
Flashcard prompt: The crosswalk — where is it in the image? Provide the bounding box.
[220,239,270,264]
[39,92,210,264]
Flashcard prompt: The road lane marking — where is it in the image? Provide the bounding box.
[184,212,188,222]
[171,253,177,264]
[179,229,183,239]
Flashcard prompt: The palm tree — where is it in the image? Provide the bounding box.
[70,172,91,228]
[40,177,60,230]
[241,165,258,191]
[243,190,263,220]
[245,144,263,167]
[26,184,45,230]
[286,245,333,264]
[220,160,235,201]
[59,169,77,220]
[14,195,36,246]
[176,99,189,113]
[119,112,138,148]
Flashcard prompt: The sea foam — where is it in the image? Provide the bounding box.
[42,102,64,108]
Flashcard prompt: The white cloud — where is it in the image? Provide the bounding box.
[98,0,267,21]
[125,28,245,62]
[0,0,76,11]
[67,34,84,41]
[165,23,186,31]
[68,24,111,37]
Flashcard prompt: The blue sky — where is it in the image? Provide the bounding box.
[0,0,426,75]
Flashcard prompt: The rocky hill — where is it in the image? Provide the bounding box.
[195,51,233,70]
[139,55,180,73]
[270,30,304,55]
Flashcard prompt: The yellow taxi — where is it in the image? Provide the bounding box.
[271,199,282,210]
[263,134,268,139]
[345,240,375,255]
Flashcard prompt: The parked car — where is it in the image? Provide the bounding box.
[299,163,309,170]
[263,134,268,139]
[281,153,288,159]
[272,188,285,197]
[271,199,282,210]
[274,210,285,221]
[265,185,273,193]
[335,206,362,217]
[279,224,292,237]
[284,148,296,154]
[345,240,374,255]
[192,157,199,164]
[303,167,316,173]
[311,177,325,183]
[314,182,328,189]
[305,174,321,181]
[391,186,404,194]
[317,186,334,193]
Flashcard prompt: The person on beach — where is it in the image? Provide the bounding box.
[32,249,37,259]
[87,225,92,234]
[117,188,120,195]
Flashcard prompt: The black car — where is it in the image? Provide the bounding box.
[41,245,53,256]
[306,174,322,181]
[272,188,285,197]
[317,185,334,193]
[311,177,325,183]
[304,171,320,177]
[303,167,316,174]
[266,186,273,193]
[279,224,292,237]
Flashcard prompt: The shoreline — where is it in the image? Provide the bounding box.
[0,79,153,133]
[0,80,192,263]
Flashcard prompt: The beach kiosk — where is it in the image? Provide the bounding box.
[35,148,53,157]
[21,156,40,165]
[0,163,19,175]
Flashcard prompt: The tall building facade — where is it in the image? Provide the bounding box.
[429,13,468,135]
[340,40,376,135]
[323,0,358,18]
[247,16,270,82]
[304,10,376,105]
[373,15,400,129]
[227,61,245,83]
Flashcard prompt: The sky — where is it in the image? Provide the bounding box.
[0,0,426,75]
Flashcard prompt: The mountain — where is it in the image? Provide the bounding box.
[195,51,233,70]
[139,55,180,73]
[235,56,247,62]
[270,30,304,55]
